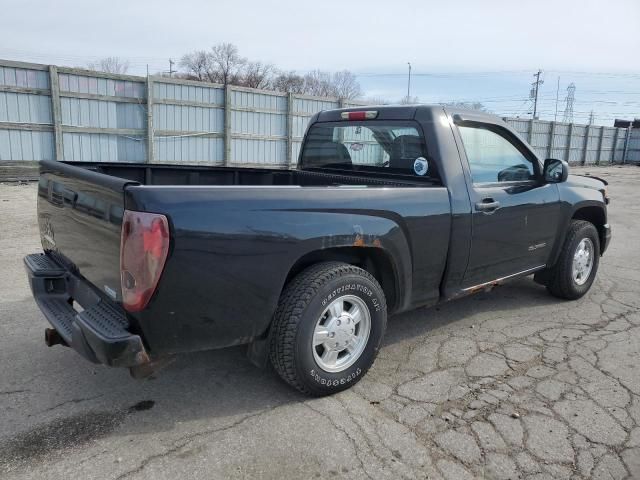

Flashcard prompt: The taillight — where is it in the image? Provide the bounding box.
[120,210,170,312]
[340,111,378,120]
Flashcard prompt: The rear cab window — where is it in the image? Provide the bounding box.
[300,121,439,181]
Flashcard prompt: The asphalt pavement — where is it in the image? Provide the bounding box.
[1,165,639,479]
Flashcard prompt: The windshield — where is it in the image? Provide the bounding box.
[300,121,438,179]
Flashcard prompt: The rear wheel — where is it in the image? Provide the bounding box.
[546,220,600,300]
[270,262,387,396]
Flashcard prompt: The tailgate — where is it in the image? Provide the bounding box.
[37,160,138,303]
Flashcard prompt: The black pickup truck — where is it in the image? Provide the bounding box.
[25,105,611,395]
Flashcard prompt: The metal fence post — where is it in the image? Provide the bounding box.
[595,126,605,166]
[48,65,63,161]
[565,123,574,163]
[582,124,590,165]
[611,128,620,164]
[547,121,555,158]
[622,127,632,165]
[286,92,293,167]
[146,76,154,163]
[224,85,232,166]
[528,119,534,144]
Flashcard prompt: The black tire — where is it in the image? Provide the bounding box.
[269,262,387,396]
[546,220,600,300]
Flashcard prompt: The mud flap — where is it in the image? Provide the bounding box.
[534,269,551,286]
[246,335,270,369]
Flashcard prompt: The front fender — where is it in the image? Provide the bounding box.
[547,182,608,267]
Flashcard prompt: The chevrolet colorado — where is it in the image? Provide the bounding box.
[24,105,611,395]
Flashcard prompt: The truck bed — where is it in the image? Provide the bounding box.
[73,162,438,188]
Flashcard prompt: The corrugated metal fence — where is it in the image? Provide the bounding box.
[506,118,633,165]
[0,59,637,170]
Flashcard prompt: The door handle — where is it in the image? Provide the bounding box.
[475,198,501,213]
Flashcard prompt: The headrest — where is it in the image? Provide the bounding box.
[390,135,424,170]
[304,142,352,166]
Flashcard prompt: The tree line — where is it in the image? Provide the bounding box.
[87,43,362,100]
[86,45,488,109]
[178,43,362,99]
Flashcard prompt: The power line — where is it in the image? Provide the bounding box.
[356,70,640,78]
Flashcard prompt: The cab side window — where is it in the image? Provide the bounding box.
[458,126,535,184]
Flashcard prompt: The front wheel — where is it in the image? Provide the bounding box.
[270,262,387,396]
[546,220,600,300]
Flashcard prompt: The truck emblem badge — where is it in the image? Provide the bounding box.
[413,157,428,176]
[350,142,364,151]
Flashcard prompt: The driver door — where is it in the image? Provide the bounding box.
[456,123,561,287]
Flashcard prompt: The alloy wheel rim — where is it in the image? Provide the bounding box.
[312,295,371,373]
[572,237,594,286]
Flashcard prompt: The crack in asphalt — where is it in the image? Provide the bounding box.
[113,405,286,480]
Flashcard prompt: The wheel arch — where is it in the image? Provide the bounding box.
[542,201,607,276]
[284,247,401,314]
[571,203,607,254]
[246,247,399,370]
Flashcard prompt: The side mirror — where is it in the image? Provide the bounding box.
[543,158,569,183]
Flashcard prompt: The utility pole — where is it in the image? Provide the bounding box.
[530,69,543,119]
[554,76,560,122]
[588,110,595,125]
[407,62,412,102]
[168,59,176,78]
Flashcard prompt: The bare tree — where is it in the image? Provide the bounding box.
[179,50,213,81]
[272,71,306,94]
[210,42,246,85]
[331,70,362,100]
[301,70,362,99]
[177,44,363,99]
[87,57,129,74]
[303,70,334,97]
[179,43,246,85]
[241,61,274,89]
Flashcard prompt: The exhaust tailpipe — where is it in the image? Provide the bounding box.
[45,328,67,347]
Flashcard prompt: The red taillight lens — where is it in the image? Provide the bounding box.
[120,210,170,312]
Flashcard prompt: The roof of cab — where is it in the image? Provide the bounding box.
[316,104,506,126]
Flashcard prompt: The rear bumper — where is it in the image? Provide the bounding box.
[602,223,612,254]
[24,253,150,368]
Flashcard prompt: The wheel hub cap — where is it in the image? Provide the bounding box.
[326,315,354,348]
[312,295,371,373]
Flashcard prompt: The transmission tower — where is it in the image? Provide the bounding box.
[562,83,576,123]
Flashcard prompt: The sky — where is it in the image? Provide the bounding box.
[1,0,639,124]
